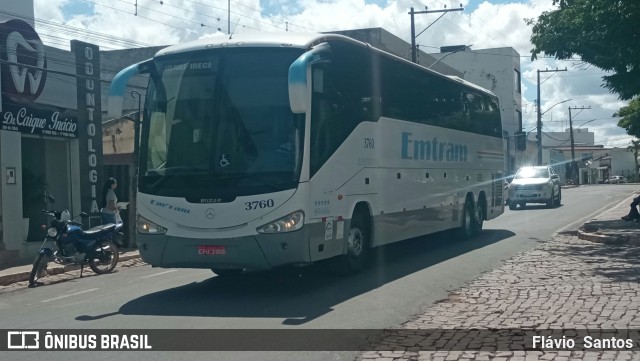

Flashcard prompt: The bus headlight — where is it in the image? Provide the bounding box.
[137,216,167,235]
[257,211,304,233]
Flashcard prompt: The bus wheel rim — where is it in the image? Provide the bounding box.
[475,203,483,224]
[348,227,364,256]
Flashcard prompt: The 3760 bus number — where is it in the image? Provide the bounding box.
[245,199,275,210]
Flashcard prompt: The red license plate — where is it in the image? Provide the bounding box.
[197,245,226,256]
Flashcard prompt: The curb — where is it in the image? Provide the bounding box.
[577,228,640,245]
[0,252,141,287]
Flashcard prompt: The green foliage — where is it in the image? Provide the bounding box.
[616,98,640,138]
[528,0,640,100]
[627,139,640,176]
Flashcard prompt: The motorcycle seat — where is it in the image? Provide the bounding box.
[83,224,117,236]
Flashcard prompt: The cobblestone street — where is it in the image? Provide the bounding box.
[358,232,640,360]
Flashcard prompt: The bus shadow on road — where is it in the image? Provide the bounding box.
[509,204,565,211]
[80,228,515,324]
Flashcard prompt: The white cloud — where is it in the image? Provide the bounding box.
[31,0,633,147]
[33,0,68,22]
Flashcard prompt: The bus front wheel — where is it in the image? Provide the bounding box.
[457,198,474,240]
[337,212,370,275]
[472,196,485,236]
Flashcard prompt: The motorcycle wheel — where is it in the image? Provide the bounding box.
[88,240,119,275]
[29,253,50,286]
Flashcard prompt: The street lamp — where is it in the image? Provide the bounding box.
[537,98,572,165]
[541,99,572,116]
[427,45,472,70]
[576,119,597,129]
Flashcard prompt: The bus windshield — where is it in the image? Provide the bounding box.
[140,48,305,200]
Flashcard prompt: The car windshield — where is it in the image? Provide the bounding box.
[515,168,549,179]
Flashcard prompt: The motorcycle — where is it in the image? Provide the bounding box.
[28,195,122,287]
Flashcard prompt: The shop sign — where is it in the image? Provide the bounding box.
[0,19,47,104]
[1,104,77,138]
[73,40,103,224]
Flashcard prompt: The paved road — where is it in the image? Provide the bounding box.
[1,185,637,361]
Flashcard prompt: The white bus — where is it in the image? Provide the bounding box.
[108,33,505,275]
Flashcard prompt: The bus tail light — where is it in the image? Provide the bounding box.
[257,211,304,234]
[137,216,167,235]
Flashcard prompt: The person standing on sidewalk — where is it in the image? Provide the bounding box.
[621,195,640,221]
[100,177,120,225]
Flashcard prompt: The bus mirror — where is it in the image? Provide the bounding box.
[288,43,331,114]
[108,59,152,119]
[288,54,309,114]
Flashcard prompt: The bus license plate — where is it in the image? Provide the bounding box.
[197,246,226,255]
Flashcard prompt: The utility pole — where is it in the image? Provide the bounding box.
[536,68,567,165]
[568,106,591,185]
[409,5,464,63]
[228,0,231,35]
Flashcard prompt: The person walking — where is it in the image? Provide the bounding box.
[100,177,120,225]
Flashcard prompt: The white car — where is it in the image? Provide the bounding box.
[604,176,626,184]
[507,166,562,210]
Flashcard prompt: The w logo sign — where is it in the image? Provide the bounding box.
[0,19,47,104]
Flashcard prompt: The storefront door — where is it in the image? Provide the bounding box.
[21,137,71,241]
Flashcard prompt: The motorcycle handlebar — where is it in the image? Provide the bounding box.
[40,210,87,223]
[68,220,84,227]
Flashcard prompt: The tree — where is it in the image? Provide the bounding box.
[527,0,640,100]
[616,98,640,138]
[627,139,640,181]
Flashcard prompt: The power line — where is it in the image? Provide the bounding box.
[178,0,286,31]
[523,72,608,80]
[154,0,226,31]
[84,0,190,32]
[429,0,521,47]
[111,0,210,29]
[0,9,153,48]
[541,130,569,142]
[225,0,320,32]
[0,36,157,79]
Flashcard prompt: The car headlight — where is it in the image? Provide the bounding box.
[137,215,167,235]
[257,211,304,234]
[47,227,58,237]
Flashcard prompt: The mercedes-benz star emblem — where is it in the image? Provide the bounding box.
[205,208,216,219]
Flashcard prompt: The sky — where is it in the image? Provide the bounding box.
[31,0,633,148]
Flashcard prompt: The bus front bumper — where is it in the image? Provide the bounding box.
[136,228,311,271]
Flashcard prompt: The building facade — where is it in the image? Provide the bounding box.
[0,7,105,265]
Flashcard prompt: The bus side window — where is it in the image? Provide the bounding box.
[310,45,374,176]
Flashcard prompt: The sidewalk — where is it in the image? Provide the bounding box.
[0,249,143,290]
[358,193,640,360]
